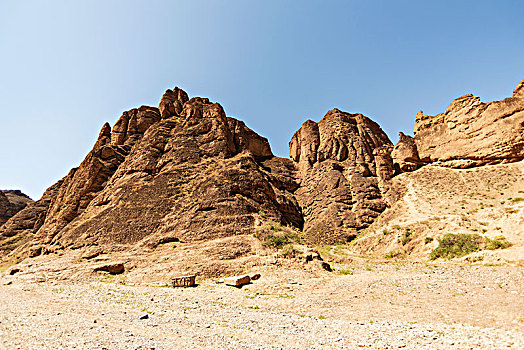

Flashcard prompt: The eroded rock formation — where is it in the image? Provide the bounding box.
[412,78,524,168]
[1,88,303,256]
[0,190,33,227]
[391,132,423,173]
[2,78,524,257]
[289,108,394,244]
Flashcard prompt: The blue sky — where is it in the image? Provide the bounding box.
[1,0,523,200]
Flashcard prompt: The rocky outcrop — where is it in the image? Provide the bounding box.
[413,78,524,168]
[158,87,189,119]
[290,108,394,244]
[1,87,303,256]
[391,132,423,173]
[111,106,161,146]
[0,190,33,227]
[3,78,523,257]
[0,183,62,255]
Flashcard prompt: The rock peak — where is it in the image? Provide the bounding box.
[513,77,524,97]
[159,86,189,119]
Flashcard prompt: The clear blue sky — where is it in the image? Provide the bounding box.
[1,0,523,200]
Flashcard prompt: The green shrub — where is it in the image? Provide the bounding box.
[384,250,405,259]
[262,231,300,248]
[399,229,413,246]
[263,222,282,232]
[485,236,512,250]
[511,197,524,203]
[430,233,511,260]
[281,244,298,258]
[430,233,484,260]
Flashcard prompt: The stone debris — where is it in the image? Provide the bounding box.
[224,275,251,287]
[93,263,125,275]
[171,275,196,287]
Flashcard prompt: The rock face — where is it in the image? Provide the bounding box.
[1,87,303,256]
[289,108,394,244]
[391,132,422,173]
[2,78,523,257]
[413,78,524,168]
[0,182,62,255]
[0,190,33,227]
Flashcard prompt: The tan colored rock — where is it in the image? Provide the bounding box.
[391,132,422,173]
[0,181,63,255]
[93,262,125,274]
[0,88,303,260]
[224,274,251,286]
[159,87,189,119]
[289,108,394,244]
[0,190,33,227]
[413,78,524,168]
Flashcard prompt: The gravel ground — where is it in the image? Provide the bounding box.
[1,263,523,349]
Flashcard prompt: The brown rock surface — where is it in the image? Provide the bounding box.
[0,190,33,227]
[158,87,189,119]
[413,78,524,168]
[0,181,63,255]
[391,132,422,173]
[1,87,303,258]
[289,108,394,244]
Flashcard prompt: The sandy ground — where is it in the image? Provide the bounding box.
[1,262,523,349]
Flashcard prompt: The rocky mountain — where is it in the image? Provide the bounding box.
[290,109,394,244]
[0,190,33,227]
[1,78,523,266]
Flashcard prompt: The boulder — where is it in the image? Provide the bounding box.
[224,275,251,286]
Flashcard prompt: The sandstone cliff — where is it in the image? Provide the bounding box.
[1,88,303,257]
[1,77,523,263]
[411,78,524,168]
[289,108,394,244]
[0,190,33,227]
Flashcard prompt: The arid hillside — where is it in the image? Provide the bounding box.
[0,78,523,276]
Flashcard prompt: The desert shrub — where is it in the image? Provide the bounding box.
[511,197,524,203]
[384,250,406,259]
[485,236,512,250]
[430,233,511,260]
[280,244,298,258]
[263,222,282,232]
[424,237,434,244]
[399,228,413,246]
[261,230,301,248]
[338,268,354,275]
[430,233,484,259]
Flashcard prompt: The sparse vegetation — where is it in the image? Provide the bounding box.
[430,233,512,260]
[262,232,299,248]
[485,236,512,250]
[280,244,298,258]
[424,237,434,244]
[511,197,524,203]
[385,250,406,259]
[399,228,413,246]
[338,268,354,275]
